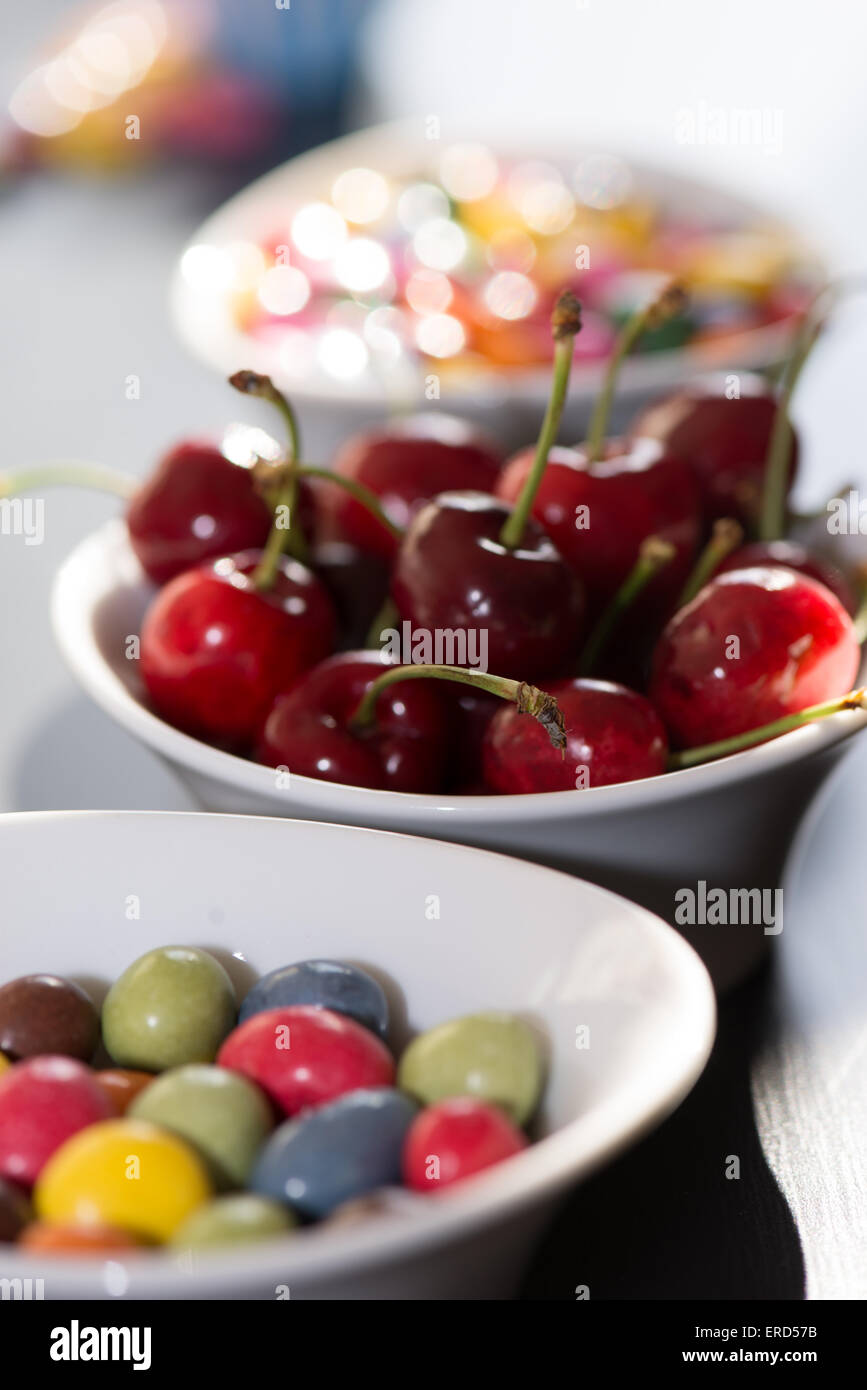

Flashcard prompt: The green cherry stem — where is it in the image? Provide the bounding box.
[758,310,825,542]
[0,463,138,500]
[668,688,867,770]
[349,664,567,752]
[577,536,675,676]
[294,465,403,542]
[498,290,583,550]
[229,371,304,589]
[677,518,744,607]
[584,280,688,465]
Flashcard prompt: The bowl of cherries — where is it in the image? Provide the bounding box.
[48,282,867,990]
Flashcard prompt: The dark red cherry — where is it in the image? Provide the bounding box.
[630,372,798,526]
[443,686,501,790]
[483,678,668,793]
[495,438,700,618]
[257,650,451,792]
[716,539,857,615]
[309,540,391,649]
[140,551,336,747]
[391,492,585,681]
[320,414,502,560]
[649,566,859,749]
[126,440,272,585]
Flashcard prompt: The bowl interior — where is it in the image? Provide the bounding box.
[0,810,714,1296]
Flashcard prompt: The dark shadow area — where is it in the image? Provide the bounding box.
[519,960,805,1300]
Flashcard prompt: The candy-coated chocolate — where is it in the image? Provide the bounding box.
[0,1176,31,1242]
[0,975,99,1062]
[0,1056,114,1188]
[94,1069,155,1115]
[251,1088,417,1220]
[102,946,236,1072]
[35,1118,213,1243]
[403,1098,527,1191]
[130,1065,273,1189]
[170,1194,295,1249]
[239,960,389,1039]
[217,1006,394,1117]
[398,1012,543,1125]
[19,1222,141,1253]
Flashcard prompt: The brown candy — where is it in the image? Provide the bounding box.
[0,975,99,1062]
[0,1177,31,1242]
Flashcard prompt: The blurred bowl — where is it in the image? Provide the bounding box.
[0,809,714,1300]
[170,120,819,453]
[51,520,867,993]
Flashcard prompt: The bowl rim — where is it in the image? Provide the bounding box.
[0,807,716,1296]
[168,117,820,408]
[51,519,867,828]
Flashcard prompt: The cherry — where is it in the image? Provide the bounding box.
[140,551,336,747]
[483,678,668,793]
[648,566,860,749]
[716,539,857,615]
[308,540,391,650]
[258,657,566,794]
[320,414,503,561]
[257,650,452,792]
[495,284,702,619]
[391,292,587,681]
[629,371,792,528]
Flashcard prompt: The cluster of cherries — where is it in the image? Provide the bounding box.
[122,280,864,795]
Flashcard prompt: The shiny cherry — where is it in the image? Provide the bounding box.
[648,566,859,749]
[716,539,857,615]
[630,372,797,527]
[391,491,585,680]
[309,540,391,650]
[495,438,700,618]
[140,551,336,747]
[483,678,668,793]
[320,414,502,561]
[257,650,452,792]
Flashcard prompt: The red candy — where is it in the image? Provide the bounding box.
[403,1098,528,1192]
[217,1006,395,1116]
[0,1056,114,1188]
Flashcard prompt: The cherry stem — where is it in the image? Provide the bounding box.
[229,372,304,589]
[677,518,744,607]
[585,280,687,465]
[294,465,402,541]
[498,290,582,550]
[577,536,676,676]
[364,596,400,650]
[349,664,567,753]
[0,463,138,500]
[852,576,867,645]
[668,688,867,770]
[759,309,825,542]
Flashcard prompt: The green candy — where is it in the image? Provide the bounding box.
[102,946,236,1072]
[170,1194,295,1250]
[397,1011,543,1126]
[130,1064,273,1189]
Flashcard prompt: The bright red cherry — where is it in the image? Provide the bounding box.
[483,678,668,793]
[630,372,797,526]
[320,414,502,560]
[140,551,336,747]
[649,566,859,749]
[126,440,271,585]
[391,491,585,680]
[716,539,857,615]
[257,650,452,792]
[495,438,701,618]
[403,1098,528,1192]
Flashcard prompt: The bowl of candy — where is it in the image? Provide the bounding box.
[169,121,821,447]
[49,279,867,990]
[0,810,714,1300]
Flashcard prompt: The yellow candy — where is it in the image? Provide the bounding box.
[35,1119,212,1243]
[0,1054,11,1076]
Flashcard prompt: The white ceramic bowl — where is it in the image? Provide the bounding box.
[51,520,867,991]
[0,809,713,1300]
[170,120,817,452]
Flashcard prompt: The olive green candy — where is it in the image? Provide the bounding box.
[130,1064,273,1189]
[170,1194,295,1250]
[397,1012,544,1126]
[102,947,236,1072]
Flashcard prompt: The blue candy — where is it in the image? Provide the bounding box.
[238,959,389,1038]
[251,1088,417,1220]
